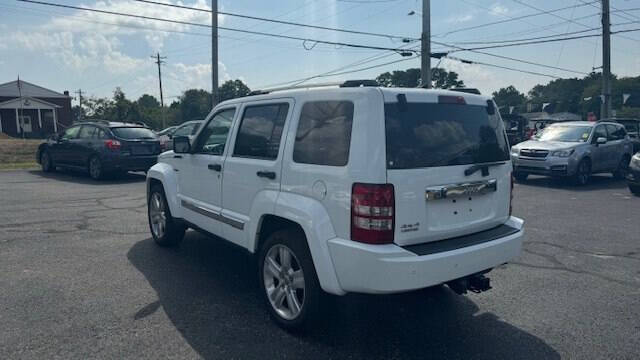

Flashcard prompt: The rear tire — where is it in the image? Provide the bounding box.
[148,185,185,247]
[258,227,322,332]
[613,156,630,180]
[88,156,104,180]
[513,172,528,182]
[574,159,591,186]
[41,150,55,172]
[629,184,640,196]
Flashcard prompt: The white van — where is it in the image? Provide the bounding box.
[146,81,524,330]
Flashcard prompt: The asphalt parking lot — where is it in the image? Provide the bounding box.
[1,169,639,359]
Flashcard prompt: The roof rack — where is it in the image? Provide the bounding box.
[248,79,379,96]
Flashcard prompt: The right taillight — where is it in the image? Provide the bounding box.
[104,139,121,150]
[510,173,514,216]
[351,183,394,244]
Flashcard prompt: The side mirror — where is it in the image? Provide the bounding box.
[173,135,191,153]
[596,137,607,145]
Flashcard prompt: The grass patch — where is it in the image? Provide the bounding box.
[0,137,42,169]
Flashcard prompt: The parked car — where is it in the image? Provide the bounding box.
[627,152,640,195]
[161,120,203,151]
[511,121,633,185]
[156,125,177,137]
[605,118,640,153]
[37,121,161,180]
[502,114,529,145]
[146,83,524,330]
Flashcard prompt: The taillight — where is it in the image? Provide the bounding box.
[509,173,514,216]
[351,183,394,244]
[105,139,121,150]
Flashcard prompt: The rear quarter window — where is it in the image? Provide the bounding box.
[293,101,354,166]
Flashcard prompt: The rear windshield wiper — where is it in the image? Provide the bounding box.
[464,161,506,176]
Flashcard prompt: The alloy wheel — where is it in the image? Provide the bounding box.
[577,161,590,185]
[263,244,305,321]
[149,192,166,238]
[89,157,101,179]
[42,152,50,171]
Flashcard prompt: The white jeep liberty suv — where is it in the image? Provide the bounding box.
[146,81,524,330]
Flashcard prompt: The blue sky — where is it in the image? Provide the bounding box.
[1,0,639,104]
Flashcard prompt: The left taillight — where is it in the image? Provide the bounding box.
[104,139,121,150]
[351,183,395,245]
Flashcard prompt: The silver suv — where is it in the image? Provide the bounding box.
[511,121,633,185]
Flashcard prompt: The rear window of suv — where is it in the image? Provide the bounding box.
[111,127,156,139]
[384,102,509,169]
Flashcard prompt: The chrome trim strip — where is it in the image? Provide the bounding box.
[425,179,497,201]
[180,199,244,230]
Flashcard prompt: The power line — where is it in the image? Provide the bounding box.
[15,0,420,54]
[447,27,600,45]
[131,0,416,41]
[434,1,599,37]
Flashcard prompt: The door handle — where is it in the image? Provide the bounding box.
[256,170,276,180]
[208,163,222,172]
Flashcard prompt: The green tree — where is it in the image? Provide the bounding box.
[376,68,465,89]
[178,89,212,123]
[219,80,251,102]
[492,86,526,113]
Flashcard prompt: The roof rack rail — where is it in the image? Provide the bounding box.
[450,87,481,95]
[248,79,379,96]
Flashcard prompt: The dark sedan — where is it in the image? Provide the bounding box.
[36,121,161,180]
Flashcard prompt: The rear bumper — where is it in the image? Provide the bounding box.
[327,216,524,294]
[102,154,158,172]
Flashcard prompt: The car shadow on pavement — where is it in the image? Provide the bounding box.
[519,174,628,192]
[29,169,146,185]
[127,232,560,360]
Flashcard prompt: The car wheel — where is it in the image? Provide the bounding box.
[41,150,55,172]
[513,172,528,182]
[613,156,630,180]
[148,185,185,247]
[574,159,591,186]
[629,184,640,196]
[258,227,321,332]
[88,156,104,180]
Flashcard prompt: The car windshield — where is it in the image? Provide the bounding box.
[384,102,510,169]
[535,125,591,142]
[111,127,157,139]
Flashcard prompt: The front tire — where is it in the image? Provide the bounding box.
[574,159,591,186]
[148,185,185,247]
[513,172,528,182]
[629,184,640,196]
[258,228,321,331]
[41,150,55,172]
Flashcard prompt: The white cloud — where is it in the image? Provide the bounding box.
[445,13,474,24]
[167,61,231,92]
[489,3,509,16]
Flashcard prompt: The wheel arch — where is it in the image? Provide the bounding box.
[250,192,344,295]
[146,163,182,218]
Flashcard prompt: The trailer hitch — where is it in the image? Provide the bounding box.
[446,274,492,295]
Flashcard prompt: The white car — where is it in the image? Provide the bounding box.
[146,82,524,330]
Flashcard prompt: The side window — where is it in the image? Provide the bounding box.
[592,125,607,142]
[78,125,96,139]
[94,128,109,139]
[293,101,354,166]
[192,109,236,155]
[233,103,289,160]
[174,124,194,137]
[61,126,80,140]
[606,124,624,140]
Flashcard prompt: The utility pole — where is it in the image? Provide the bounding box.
[211,0,219,106]
[601,0,612,119]
[421,0,431,88]
[75,89,83,122]
[151,52,166,129]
